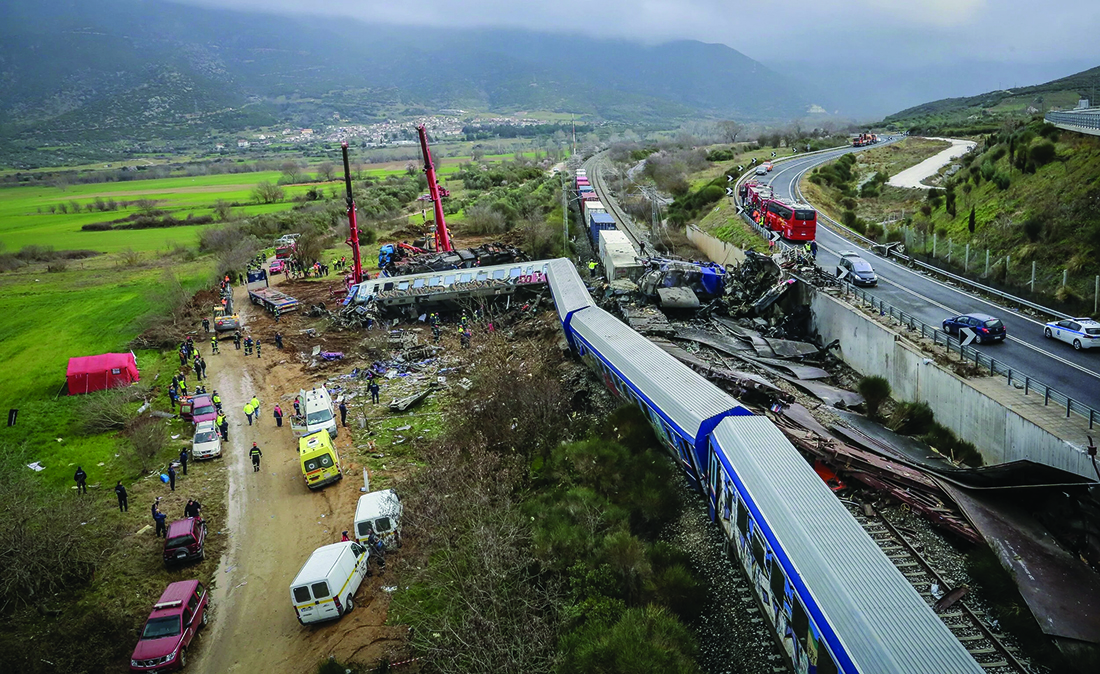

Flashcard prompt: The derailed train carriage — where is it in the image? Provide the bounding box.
[545,257,984,674]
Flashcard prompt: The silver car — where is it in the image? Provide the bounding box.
[192,421,223,460]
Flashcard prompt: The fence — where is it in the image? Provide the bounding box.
[1046,109,1100,134]
[900,227,1099,316]
[842,283,1098,429]
[728,182,1099,429]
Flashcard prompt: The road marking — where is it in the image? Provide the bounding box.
[816,238,1100,381]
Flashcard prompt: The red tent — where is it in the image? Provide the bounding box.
[66,353,140,395]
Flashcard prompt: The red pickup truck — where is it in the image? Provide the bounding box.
[178,394,218,425]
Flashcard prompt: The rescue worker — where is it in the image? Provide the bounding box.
[250,394,261,419]
[244,401,254,426]
[339,400,348,427]
[293,396,301,416]
[167,464,176,492]
[212,390,222,411]
[115,481,128,512]
[369,380,380,404]
[193,355,203,381]
[74,466,88,495]
[202,317,210,332]
[211,334,219,354]
[274,332,284,349]
[460,328,470,349]
[274,307,280,323]
[810,240,818,258]
[218,415,229,442]
[185,499,202,519]
[233,330,242,350]
[587,260,597,276]
[244,336,253,355]
[153,506,167,538]
[179,448,188,475]
[249,443,262,472]
[804,241,812,258]
[273,403,284,427]
[255,339,262,358]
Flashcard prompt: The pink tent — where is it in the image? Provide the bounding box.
[66,353,140,395]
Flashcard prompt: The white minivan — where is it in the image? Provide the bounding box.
[293,386,339,439]
[355,489,404,547]
[290,541,369,624]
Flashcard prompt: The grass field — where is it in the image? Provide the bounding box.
[0,252,212,487]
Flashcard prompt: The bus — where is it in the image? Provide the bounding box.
[762,198,817,241]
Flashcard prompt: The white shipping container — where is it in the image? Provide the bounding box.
[583,200,606,223]
[598,230,642,281]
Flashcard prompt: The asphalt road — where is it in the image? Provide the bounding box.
[760,142,1100,411]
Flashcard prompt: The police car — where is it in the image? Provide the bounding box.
[1043,317,1100,350]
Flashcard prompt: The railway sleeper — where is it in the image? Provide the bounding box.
[978,662,1010,670]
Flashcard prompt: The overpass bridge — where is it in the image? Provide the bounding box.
[1045,108,1100,136]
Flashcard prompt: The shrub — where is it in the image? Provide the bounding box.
[858,376,891,418]
[993,172,1011,190]
[1029,141,1056,167]
[980,159,996,181]
[841,210,858,227]
[919,204,932,217]
[849,219,867,235]
[885,229,905,244]
[841,197,857,210]
[887,401,935,435]
[860,182,880,198]
[865,223,884,240]
[1023,217,1043,242]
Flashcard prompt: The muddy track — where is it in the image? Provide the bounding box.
[192,279,402,673]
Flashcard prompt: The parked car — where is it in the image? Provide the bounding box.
[942,313,1007,344]
[837,252,877,286]
[1044,317,1100,350]
[179,394,217,425]
[191,421,222,460]
[269,259,286,275]
[355,489,403,548]
[130,580,209,672]
[163,517,206,566]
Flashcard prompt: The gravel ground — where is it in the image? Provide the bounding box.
[664,470,786,674]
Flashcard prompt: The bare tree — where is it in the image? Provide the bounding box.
[252,181,284,204]
[280,160,302,184]
[316,161,336,182]
[124,416,169,473]
[213,199,233,222]
[718,120,743,144]
[292,229,329,268]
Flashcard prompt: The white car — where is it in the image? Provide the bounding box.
[1044,317,1100,350]
[192,420,223,460]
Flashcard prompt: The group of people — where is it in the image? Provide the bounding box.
[148,496,204,537]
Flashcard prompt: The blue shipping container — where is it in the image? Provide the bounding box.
[589,212,617,242]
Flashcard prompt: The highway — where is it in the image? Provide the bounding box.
[759,143,1100,411]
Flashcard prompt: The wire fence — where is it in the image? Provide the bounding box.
[733,185,1099,430]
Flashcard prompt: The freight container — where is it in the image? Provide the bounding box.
[598,230,642,281]
[589,212,616,242]
[583,200,606,224]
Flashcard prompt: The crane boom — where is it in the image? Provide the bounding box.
[417,125,453,252]
[341,142,364,284]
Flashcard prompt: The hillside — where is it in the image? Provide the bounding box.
[0,0,813,148]
[883,65,1100,134]
[802,123,1100,310]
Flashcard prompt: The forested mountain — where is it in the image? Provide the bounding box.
[0,0,815,147]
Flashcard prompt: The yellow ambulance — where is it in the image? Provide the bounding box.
[298,429,342,490]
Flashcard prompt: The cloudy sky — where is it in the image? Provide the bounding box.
[178,0,1099,69]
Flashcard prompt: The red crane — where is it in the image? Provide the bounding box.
[341,142,364,285]
[417,125,453,252]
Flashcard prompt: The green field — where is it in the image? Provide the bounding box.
[0,252,212,486]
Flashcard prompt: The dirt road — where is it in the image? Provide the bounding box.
[192,281,404,673]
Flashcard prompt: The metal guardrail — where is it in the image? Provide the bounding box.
[787,166,1075,322]
[1046,109,1100,132]
[842,284,1097,429]
[733,181,1099,429]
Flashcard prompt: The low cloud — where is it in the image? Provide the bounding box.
[174,0,1099,68]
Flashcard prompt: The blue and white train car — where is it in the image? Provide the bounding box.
[544,257,985,674]
[706,417,983,674]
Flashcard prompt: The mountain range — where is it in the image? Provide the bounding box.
[0,0,822,148]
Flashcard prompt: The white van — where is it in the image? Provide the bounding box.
[293,386,339,439]
[290,541,369,624]
[355,489,404,547]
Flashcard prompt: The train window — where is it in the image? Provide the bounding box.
[816,646,838,674]
[510,267,522,278]
[383,282,395,292]
[444,275,456,285]
[751,531,766,569]
[460,273,473,283]
[493,269,507,280]
[397,281,410,291]
[723,482,733,520]
[412,278,425,289]
[792,599,809,650]
[736,499,748,535]
[769,557,785,600]
[476,271,489,282]
[708,454,719,494]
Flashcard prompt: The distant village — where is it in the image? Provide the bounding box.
[217,113,554,152]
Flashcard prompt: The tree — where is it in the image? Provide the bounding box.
[213,199,233,222]
[1029,141,1056,167]
[858,376,891,418]
[316,161,336,182]
[968,206,976,234]
[280,160,302,184]
[252,181,284,204]
[718,120,743,145]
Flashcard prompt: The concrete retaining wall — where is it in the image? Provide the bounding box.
[686,225,746,266]
[810,289,1096,479]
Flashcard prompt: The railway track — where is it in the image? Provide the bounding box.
[582,153,651,252]
[847,503,1031,674]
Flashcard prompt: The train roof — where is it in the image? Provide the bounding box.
[571,307,747,440]
[711,417,984,674]
[546,258,594,326]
